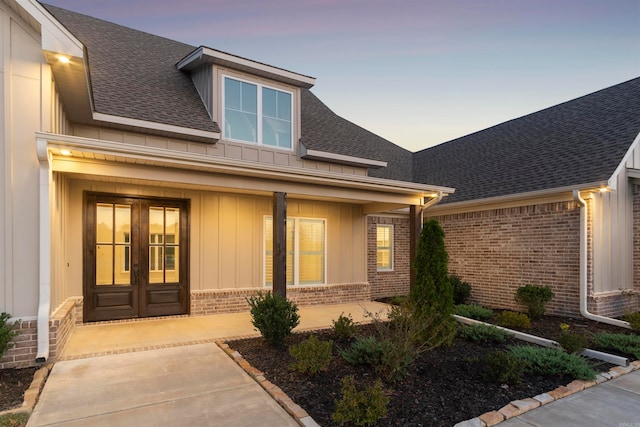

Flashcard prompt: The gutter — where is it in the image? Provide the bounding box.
[572,189,631,329]
[422,191,443,210]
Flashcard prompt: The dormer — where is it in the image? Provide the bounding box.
[177,47,314,153]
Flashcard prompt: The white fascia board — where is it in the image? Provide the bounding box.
[627,168,640,180]
[36,132,453,196]
[177,46,316,89]
[609,130,640,190]
[301,147,387,168]
[427,181,609,213]
[17,0,84,57]
[92,112,220,142]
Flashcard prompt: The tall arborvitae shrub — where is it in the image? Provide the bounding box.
[409,218,456,346]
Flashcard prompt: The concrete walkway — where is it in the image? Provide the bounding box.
[27,302,388,426]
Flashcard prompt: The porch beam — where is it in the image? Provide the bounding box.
[272,192,287,298]
[409,204,423,291]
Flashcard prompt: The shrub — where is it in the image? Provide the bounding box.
[450,274,471,305]
[515,285,554,319]
[289,334,333,375]
[556,323,590,354]
[0,313,19,358]
[332,376,389,426]
[482,351,526,385]
[623,312,640,332]
[509,345,596,380]
[458,323,512,344]
[410,218,456,346]
[333,312,356,339]
[246,291,300,346]
[495,311,531,329]
[455,304,494,321]
[593,333,640,360]
[340,336,384,366]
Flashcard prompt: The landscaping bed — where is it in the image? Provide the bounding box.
[228,320,617,427]
[0,367,36,412]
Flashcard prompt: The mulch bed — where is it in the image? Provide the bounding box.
[0,367,36,412]
[228,317,621,427]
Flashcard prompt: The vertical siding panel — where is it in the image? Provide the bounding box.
[219,195,237,288]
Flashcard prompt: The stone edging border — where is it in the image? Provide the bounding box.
[217,340,320,427]
[0,364,52,417]
[218,338,640,427]
[455,359,640,427]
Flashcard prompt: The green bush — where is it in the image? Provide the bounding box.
[556,324,590,354]
[450,274,471,305]
[289,334,333,375]
[246,291,300,346]
[482,350,526,385]
[623,312,640,333]
[410,218,456,346]
[593,333,640,360]
[458,323,512,344]
[515,285,554,319]
[455,304,494,321]
[340,336,384,366]
[332,376,389,426]
[333,312,356,339]
[509,345,596,380]
[0,313,19,358]
[495,311,531,329]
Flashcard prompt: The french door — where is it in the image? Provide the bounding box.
[83,193,189,322]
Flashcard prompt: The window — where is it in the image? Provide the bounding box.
[264,216,325,286]
[223,76,293,149]
[376,225,393,271]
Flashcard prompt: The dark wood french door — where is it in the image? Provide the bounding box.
[84,193,189,322]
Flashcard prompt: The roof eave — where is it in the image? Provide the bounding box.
[177,46,316,89]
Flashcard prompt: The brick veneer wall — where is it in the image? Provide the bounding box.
[428,201,582,316]
[367,216,411,299]
[190,283,371,315]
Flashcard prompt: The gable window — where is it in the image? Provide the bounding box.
[376,225,393,271]
[264,216,326,286]
[223,76,292,149]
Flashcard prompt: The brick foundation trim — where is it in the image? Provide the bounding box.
[191,283,371,316]
[588,292,640,318]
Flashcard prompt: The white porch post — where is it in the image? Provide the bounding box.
[36,138,51,363]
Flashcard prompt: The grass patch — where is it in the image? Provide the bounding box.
[509,345,596,380]
[0,412,29,427]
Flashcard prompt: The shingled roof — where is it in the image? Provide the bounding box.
[43,4,219,134]
[413,77,640,204]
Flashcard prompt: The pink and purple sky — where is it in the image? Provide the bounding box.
[43,0,640,151]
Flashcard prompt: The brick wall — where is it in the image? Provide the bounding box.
[367,216,411,299]
[190,283,371,315]
[0,320,38,369]
[428,201,582,316]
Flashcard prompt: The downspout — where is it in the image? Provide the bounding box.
[36,139,52,362]
[572,189,631,329]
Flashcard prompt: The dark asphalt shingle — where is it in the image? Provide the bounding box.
[412,77,640,204]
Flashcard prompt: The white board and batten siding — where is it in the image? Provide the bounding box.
[591,140,640,294]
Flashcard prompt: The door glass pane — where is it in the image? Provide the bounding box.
[114,245,130,285]
[149,207,164,242]
[165,208,179,242]
[96,204,113,243]
[165,247,179,282]
[96,244,113,285]
[115,205,131,243]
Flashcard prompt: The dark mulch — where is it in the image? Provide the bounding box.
[0,367,36,412]
[228,318,619,427]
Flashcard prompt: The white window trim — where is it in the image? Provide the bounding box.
[376,224,394,272]
[263,215,327,287]
[222,74,294,151]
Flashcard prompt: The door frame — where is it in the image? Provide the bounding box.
[83,192,190,322]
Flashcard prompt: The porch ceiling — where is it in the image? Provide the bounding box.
[37,132,454,210]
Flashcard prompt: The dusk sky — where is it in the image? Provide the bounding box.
[43,0,640,152]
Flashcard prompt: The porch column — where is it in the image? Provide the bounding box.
[272,192,287,298]
[409,204,423,291]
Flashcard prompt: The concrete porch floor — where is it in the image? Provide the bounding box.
[60,301,390,360]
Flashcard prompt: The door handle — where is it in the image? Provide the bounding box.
[132,263,139,286]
